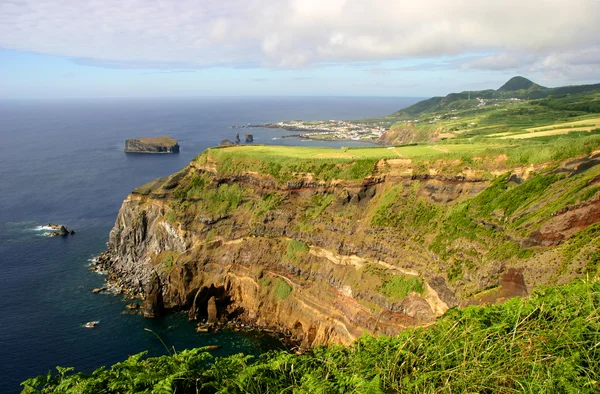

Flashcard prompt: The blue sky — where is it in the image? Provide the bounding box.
[1,0,598,98]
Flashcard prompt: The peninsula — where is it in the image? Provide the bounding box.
[125,136,180,153]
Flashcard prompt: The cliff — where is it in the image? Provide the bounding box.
[125,136,180,153]
[104,145,600,347]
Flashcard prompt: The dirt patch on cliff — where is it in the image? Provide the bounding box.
[530,198,600,245]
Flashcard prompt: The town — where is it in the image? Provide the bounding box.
[261,119,389,141]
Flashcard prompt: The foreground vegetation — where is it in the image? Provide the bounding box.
[22,278,600,393]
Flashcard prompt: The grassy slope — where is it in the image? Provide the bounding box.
[22,278,600,393]
[380,80,600,145]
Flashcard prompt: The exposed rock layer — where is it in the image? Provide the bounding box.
[103,149,600,346]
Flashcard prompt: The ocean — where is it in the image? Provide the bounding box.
[0,96,419,392]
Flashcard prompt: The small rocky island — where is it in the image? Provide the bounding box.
[125,136,180,154]
[44,223,75,237]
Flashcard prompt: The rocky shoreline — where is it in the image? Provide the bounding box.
[88,251,303,352]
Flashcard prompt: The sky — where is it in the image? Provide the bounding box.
[0,0,598,99]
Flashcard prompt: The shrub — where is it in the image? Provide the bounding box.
[379,275,424,300]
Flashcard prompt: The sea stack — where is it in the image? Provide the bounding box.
[125,136,179,154]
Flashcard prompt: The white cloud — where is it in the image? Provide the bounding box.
[0,0,598,77]
[462,47,600,82]
[530,47,600,81]
[463,53,537,71]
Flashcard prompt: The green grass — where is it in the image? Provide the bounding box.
[258,276,293,301]
[371,185,441,230]
[303,193,335,221]
[186,128,600,183]
[252,192,285,218]
[196,146,391,182]
[206,145,398,160]
[164,210,177,223]
[273,278,293,301]
[379,275,424,300]
[470,173,562,217]
[383,87,600,146]
[172,176,245,216]
[286,239,309,263]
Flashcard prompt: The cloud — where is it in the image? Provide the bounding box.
[530,47,600,81]
[463,53,537,71]
[462,47,600,82]
[0,0,598,77]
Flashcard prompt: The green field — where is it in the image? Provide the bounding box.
[207,145,399,159]
[377,79,600,145]
[197,131,600,181]
[394,143,496,158]
[197,145,397,182]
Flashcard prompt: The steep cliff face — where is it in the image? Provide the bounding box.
[105,147,600,346]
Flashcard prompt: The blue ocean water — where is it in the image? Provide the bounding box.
[0,96,419,392]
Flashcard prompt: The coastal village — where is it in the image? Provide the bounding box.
[246,96,527,142]
[266,119,389,141]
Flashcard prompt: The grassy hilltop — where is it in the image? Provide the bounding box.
[377,76,600,145]
[22,78,600,393]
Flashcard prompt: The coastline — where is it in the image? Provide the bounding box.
[239,122,386,143]
[89,251,303,352]
[280,133,380,143]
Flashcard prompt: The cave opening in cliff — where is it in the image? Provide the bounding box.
[190,284,241,323]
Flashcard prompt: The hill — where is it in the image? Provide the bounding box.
[497,76,544,92]
[380,77,600,145]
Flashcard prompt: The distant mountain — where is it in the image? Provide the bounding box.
[390,77,600,118]
[497,76,544,92]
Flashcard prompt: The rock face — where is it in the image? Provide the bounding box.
[142,272,164,318]
[125,136,179,154]
[102,149,600,347]
[44,223,75,237]
[207,296,218,324]
[245,134,254,143]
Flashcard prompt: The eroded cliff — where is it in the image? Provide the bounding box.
[104,145,600,346]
